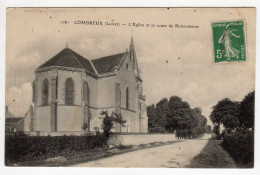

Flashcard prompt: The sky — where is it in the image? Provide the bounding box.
[5,8,255,124]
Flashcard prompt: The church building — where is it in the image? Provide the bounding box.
[25,37,148,134]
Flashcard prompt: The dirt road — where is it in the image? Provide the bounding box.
[72,134,211,168]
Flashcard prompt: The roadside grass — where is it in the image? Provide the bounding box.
[187,140,236,168]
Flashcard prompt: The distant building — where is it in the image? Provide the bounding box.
[24,37,148,135]
[5,106,24,132]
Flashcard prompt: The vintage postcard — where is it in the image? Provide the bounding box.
[5,8,255,168]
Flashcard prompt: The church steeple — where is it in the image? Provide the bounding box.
[129,36,140,78]
[129,36,135,61]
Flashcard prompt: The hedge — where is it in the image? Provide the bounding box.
[221,130,254,167]
[5,133,108,164]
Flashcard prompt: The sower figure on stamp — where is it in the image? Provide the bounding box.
[218,24,240,60]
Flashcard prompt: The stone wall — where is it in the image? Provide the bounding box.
[97,76,116,108]
[120,109,139,133]
[108,134,176,146]
[35,106,51,131]
[25,131,95,136]
[57,106,82,131]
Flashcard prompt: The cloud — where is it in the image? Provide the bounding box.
[6,83,32,117]
[6,51,41,91]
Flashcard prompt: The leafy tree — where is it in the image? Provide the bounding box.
[111,112,126,132]
[239,91,255,129]
[211,91,255,166]
[101,111,126,137]
[210,98,240,133]
[111,112,126,127]
[213,124,220,136]
[101,111,113,137]
[194,107,202,115]
[206,125,212,133]
[190,108,207,137]
[166,96,192,135]
[147,104,157,132]
[155,98,168,132]
[147,99,168,133]
[147,95,208,138]
[223,114,240,132]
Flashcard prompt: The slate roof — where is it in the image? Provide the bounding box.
[37,48,95,74]
[5,118,24,124]
[37,48,127,75]
[92,52,126,74]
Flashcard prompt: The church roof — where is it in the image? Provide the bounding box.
[37,48,127,75]
[91,52,126,74]
[6,118,24,124]
[37,48,96,74]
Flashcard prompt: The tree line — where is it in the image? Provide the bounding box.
[147,96,209,138]
[210,90,254,135]
[210,91,254,167]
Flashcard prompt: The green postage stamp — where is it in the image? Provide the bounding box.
[212,20,246,63]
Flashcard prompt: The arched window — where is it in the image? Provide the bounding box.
[42,78,49,105]
[65,78,74,105]
[126,87,129,109]
[32,80,37,103]
[116,84,121,107]
[83,82,90,105]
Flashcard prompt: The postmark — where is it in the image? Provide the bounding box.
[212,20,246,63]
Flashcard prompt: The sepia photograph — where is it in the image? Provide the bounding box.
[4,7,255,168]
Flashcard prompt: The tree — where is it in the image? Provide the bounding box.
[190,108,207,137]
[147,98,168,133]
[194,107,202,115]
[101,111,126,137]
[147,95,208,138]
[147,104,157,132]
[208,91,254,166]
[213,124,221,138]
[166,96,192,136]
[111,112,126,132]
[155,98,168,132]
[239,91,255,129]
[206,125,212,133]
[210,98,240,133]
[101,111,113,137]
